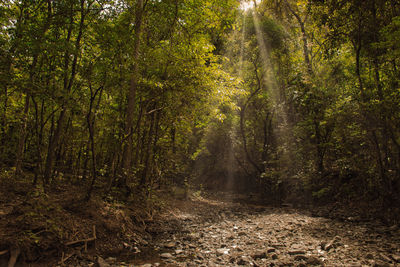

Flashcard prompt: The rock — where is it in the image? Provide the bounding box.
[237,256,253,265]
[373,260,391,267]
[288,250,306,255]
[271,254,278,260]
[164,242,176,248]
[97,257,110,267]
[238,231,247,236]
[366,253,374,260]
[306,256,324,265]
[266,247,276,253]
[294,255,308,261]
[175,249,184,254]
[216,248,229,256]
[391,254,400,263]
[160,253,174,259]
[379,254,393,263]
[140,264,152,267]
[252,251,267,260]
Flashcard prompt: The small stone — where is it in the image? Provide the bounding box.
[288,250,306,255]
[373,260,391,267]
[160,253,173,259]
[175,249,184,254]
[271,254,278,260]
[267,247,276,253]
[216,248,229,256]
[294,255,308,261]
[164,242,175,248]
[252,251,267,259]
[238,231,247,236]
[306,256,324,265]
[366,253,374,260]
[237,256,252,265]
[140,264,152,267]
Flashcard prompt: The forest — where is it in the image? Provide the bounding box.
[1,0,400,266]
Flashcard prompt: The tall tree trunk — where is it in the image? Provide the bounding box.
[239,64,263,174]
[43,0,86,185]
[85,86,104,201]
[15,94,30,176]
[122,0,145,190]
[15,53,39,176]
[140,105,156,186]
[133,104,144,167]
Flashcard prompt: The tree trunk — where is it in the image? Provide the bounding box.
[43,0,86,185]
[240,106,263,174]
[140,106,156,186]
[15,94,30,177]
[284,0,312,76]
[122,0,145,189]
[85,86,104,201]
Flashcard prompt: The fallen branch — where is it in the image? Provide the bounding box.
[59,251,75,266]
[65,225,96,247]
[0,250,8,256]
[65,237,96,246]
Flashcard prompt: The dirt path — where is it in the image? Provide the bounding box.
[96,194,400,267]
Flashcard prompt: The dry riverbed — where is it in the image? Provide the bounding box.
[87,193,400,267]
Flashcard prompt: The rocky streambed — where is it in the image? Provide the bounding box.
[86,194,400,267]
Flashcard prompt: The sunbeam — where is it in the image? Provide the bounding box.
[251,8,294,179]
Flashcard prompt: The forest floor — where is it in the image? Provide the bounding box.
[1,179,400,267]
[86,192,399,267]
